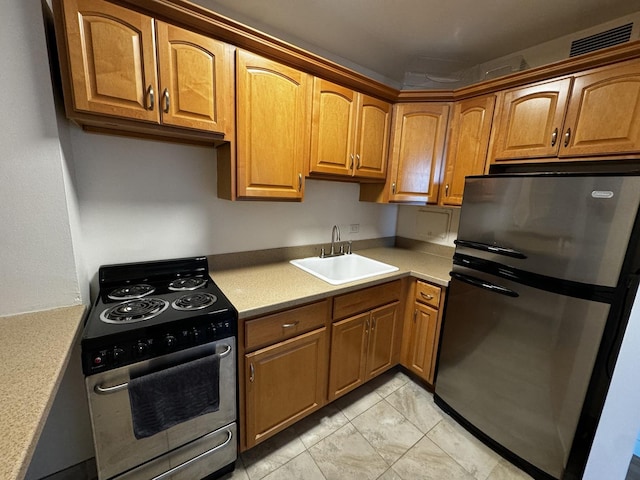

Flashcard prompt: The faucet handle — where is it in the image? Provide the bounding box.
[347,241,352,254]
[339,243,344,254]
[320,247,325,258]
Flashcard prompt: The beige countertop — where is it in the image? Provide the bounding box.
[0,305,86,480]
[210,246,453,319]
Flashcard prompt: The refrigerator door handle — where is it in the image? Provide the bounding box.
[450,271,520,297]
[454,239,527,259]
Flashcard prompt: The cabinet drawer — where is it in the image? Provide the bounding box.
[333,280,401,320]
[245,299,329,351]
[415,281,441,309]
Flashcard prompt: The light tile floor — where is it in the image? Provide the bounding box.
[222,368,534,480]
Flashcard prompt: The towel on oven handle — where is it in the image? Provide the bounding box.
[128,353,220,439]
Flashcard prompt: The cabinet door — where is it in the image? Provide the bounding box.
[156,22,230,133]
[388,103,450,203]
[366,302,400,379]
[61,0,159,121]
[405,302,439,382]
[309,78,357,176]
[490,78,571,161]
[328,312,369,401]
[561,59,640,157]
[236,50,311,199]
[245,328,327,448]
[440,95,495,206]
[353,95,391,179]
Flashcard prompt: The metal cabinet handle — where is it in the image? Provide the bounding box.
[147,85,155,111]
[94,344,232,394]
[163,88,170,113]
[150,429,233,480]
[445,184,449,197]
[371,318,376,331]
[282,321,299,329]
[392,182,396,195]
[350,154,354,169]
[551,128,558,147]
[365,318,370,334]
[420,292,434,300]
[356,154,361,168]
[298,173,302,191]
[564,128,571,147]
[249,363,255,383]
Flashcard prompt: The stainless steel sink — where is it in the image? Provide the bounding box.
[290,254,398,285]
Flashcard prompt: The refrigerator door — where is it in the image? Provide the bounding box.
[456,174,640,287]
[435,265,610,479]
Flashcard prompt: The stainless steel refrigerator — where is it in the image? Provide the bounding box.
[435,173,640,480]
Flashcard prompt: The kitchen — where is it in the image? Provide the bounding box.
[2,0,640,479]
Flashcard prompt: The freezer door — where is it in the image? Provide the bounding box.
[436,266,610,479]
[457,175,640,287]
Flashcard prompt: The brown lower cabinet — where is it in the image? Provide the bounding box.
[244,327,328,449]
[400,279,445,385]
[240,279,446,451]
[328,302,400,401]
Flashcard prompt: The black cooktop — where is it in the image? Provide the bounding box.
[81,257,237,375]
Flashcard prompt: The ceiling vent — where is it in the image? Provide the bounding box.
[569,23,634,57]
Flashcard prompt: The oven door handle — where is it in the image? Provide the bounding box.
[150,428,233,480]
[94,343,232,395]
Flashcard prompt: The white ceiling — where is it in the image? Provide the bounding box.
[192,0,640,87]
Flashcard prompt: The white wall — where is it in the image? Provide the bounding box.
[0,1,82,316]
[70,127,398,292]
[583,288,640,480]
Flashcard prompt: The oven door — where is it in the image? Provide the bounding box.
[85,337,236,480]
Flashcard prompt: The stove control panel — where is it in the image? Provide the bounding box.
[83,317,235,374]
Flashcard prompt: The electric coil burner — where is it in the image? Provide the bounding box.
[82,256,238,480]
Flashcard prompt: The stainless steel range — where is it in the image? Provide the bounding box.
[81,257,237,480]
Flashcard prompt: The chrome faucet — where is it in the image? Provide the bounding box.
[319,225,352,258]
[330,225,341,255]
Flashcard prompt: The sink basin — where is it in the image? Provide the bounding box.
[290,253,399,285]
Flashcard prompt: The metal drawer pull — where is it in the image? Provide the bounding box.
[249,363,255,383]
[150,429,233,480]
[94,344,232,394]
[420,292,434,300]
[551,127,558,147]
[282,321,299,329]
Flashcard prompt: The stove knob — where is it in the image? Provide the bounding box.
[208,323,217,336]
[165,335,177,350]
[135,341,148,357]
[112,347,125,363]
[191,328,201,343]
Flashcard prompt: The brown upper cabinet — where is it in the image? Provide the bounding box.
[439,95,496,206]
[309,78,391,180]
[361,102,450,203]
[489,58,640,163]
[234,50,312,200]
[54,0,233,139]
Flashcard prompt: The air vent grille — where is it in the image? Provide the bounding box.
[570,23,633,57]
